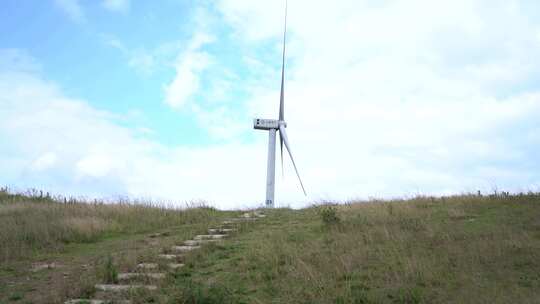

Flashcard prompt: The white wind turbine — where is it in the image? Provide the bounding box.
[253,0,306,208]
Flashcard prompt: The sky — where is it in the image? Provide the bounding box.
[1,0,540,209]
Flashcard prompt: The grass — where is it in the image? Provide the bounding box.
[0,188,221,262]
[168,193,540,303]
[1,188,539,303]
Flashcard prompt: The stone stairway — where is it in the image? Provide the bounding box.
[64,211,265,304]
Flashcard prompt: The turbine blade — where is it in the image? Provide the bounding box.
[279,125,307,196]
[279,0,287,121]
[280,132,284,178]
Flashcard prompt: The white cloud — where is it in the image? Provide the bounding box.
[102,35,183,76]
[163,33,214,109]
[102,0,130,13]
[192,105,246,140]
[54,0,85,23]
[32,153,58,171]
[102,35,127,52]
[102,36,157,75]
[76,154,114,178]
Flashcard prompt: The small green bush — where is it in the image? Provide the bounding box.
[319,205,341,225]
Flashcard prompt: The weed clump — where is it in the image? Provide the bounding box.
[102,255,118,284]
[319,205,341,226]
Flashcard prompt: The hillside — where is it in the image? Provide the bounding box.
[1,190,539,303]
[176,193,540,303]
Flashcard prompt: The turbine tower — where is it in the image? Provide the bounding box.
[253,0,306,208]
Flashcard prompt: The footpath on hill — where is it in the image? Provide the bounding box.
[62,211,266,304]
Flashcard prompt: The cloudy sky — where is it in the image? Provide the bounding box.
[1,0,539,209]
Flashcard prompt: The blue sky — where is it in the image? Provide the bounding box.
[1,0,540,209]
[1,0,249,146]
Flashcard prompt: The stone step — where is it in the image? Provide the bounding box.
[65,299,131,304]
[194,234,227,240]
[171,245,200,252]
[137,262,184,270]
[118,273,165,280]
[208,228,235,234]
[95,284,157,292]
[184,239,220,246]
[137,263,158,270]
[148,232,169,238]
[241,212,265,218]
[222,218,257,224]
[168,263,185,270]
[31,262,59,272]
[157,254,181,260]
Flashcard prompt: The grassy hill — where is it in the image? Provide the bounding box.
[172,193,540,304]
[1,189,539,303]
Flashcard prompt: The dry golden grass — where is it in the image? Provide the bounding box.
[0,189,221,262]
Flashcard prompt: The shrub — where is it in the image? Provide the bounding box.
[319,205,341,225]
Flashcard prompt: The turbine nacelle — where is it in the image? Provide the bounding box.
[254,118,287,130]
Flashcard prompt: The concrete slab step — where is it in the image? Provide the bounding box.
[95,284,157,292]
[65,299,131,304]
[168,263,184,270]
[184,239,220,246]
[222,218,257,224]
[138,261,184,270]
[242,212,266,218]
[148,232,169,238]
[31,262,59,272]
[118,273,165,280]
[194,234,227,240]
[136,263,158,270]
[158,254,181,260]
[208,228,235,234]
[171,245,200,252]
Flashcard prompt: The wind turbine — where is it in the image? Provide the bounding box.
[253,0,306,208]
